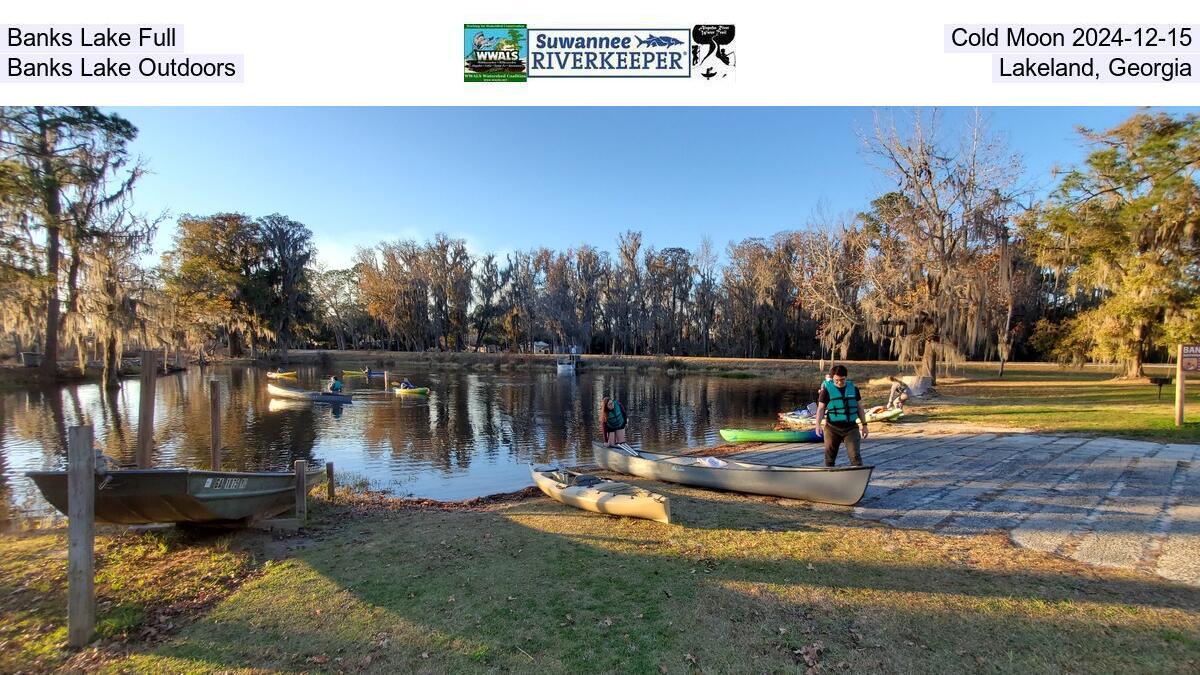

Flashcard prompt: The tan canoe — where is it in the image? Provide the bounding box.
[530,466,671,523]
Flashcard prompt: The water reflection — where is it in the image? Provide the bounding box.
[1,365,815,518]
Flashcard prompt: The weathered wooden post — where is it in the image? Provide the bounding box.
[67,425,95,648]
[383,371,389,390]
[136,350,157,468]
[294,460,308,525]
[209,380,221,470]
[326,462,335,501]
[1176,343,1192,428]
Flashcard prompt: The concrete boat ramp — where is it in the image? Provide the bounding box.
[727,424,1200,586]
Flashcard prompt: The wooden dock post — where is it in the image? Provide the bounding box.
[326,462,335,501]
[67,425,95,648]
[136,350,157,468]
[209,380,221,470]
[383,371,389,390]
[1177,344,1187,427]
[294,460,308,525]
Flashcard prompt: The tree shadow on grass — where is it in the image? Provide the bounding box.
[127,499,1200,673]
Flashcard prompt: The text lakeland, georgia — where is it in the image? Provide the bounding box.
[997,56,1191,81]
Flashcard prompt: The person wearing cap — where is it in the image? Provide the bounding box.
[814,364,867,467]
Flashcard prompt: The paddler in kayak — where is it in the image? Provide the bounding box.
[814,365,867,467]
[397,377,415,390]
[600,396,628,447]
[327,374,344,394]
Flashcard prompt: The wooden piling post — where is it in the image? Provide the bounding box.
[136,350,157,468]
[294,460,308,525]
[209,380,221,470]
[67,425,95,648]
[326,463,335,501]
[1177,344,1186,427]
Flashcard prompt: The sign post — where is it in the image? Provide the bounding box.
[1179,344,1199,427]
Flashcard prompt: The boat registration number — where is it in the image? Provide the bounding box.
[204,477,250,489]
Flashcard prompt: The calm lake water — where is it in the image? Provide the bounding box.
[0,365,819,520]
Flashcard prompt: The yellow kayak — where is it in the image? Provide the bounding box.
[531,466,671,523]
[265,371,297,379]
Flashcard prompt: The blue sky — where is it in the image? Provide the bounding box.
[109,106,1192,268]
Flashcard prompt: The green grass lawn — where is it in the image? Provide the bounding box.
[2,486,1184,674]
[917,367,1200,442]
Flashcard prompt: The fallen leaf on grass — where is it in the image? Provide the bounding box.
[796,641,823,668]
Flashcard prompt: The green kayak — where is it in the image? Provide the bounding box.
[719,428,820,443]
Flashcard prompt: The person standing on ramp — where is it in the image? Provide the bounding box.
[814,365,868,467]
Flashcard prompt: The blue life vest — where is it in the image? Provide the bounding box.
[823,380,859,425]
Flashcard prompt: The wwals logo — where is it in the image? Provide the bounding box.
[464,24,527,82]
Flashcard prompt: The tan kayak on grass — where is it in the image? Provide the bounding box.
[530,466,671,523]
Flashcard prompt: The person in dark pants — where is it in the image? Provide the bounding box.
[814,365,868,467]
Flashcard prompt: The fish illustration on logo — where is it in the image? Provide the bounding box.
[637,34,685,48]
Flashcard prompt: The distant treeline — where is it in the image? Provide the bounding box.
[2,107,1197,385]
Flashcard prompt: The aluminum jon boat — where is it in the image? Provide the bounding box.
[267,382,353,404]
[531,465,670,523]
[593,443,873,506]
[26,465,327,525]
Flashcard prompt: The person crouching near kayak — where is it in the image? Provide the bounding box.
[814,365,867,467]
[327,374,344,394]
[600,396,628,447]
[886,376,909,410]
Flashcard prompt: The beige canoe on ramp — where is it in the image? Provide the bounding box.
[530,466,671,523]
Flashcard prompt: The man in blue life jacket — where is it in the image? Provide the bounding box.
[814,364,868,467]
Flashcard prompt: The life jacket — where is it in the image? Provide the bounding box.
[823,380,859,425]
[605,401,626,429]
